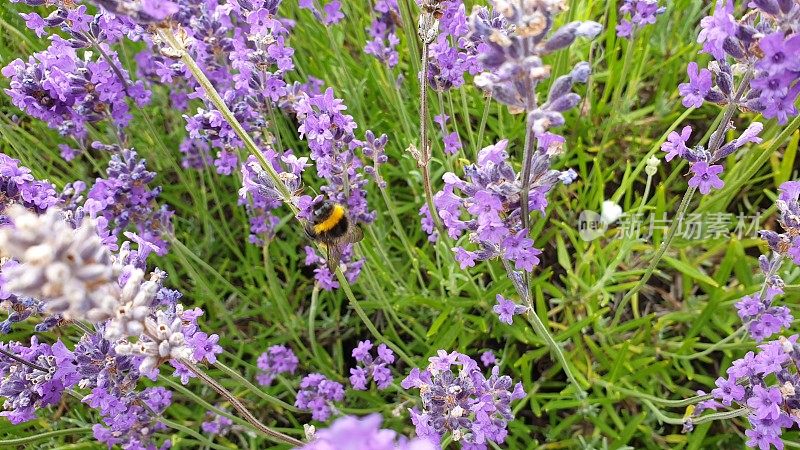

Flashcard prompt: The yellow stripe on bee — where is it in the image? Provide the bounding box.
[313,204,345,234]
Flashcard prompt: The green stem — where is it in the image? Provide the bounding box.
[502,262,586,396]
[594,379,712,407]
[0,427,92,446]
[613,186,697,326]
[158,29,294,207]
[475,93,492,157]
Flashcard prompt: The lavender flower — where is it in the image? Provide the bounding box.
[348,340,394,391]
[492,294,528,325]
[616,0,666,38]
[0,206,118,322]
[294,414,436,450]
[480,351,496,367]
[299,0,344,26]
[85,149,173,255]
[687,162,724,195]
[679,62,713,108]
[427,139,566,275]
[0,337,79,424]
[401,350,525,446]
[0,154,58,213]
[689,335,800,449]
[364,0,401,68]
[295,373,345,421]
[256,344,299,386]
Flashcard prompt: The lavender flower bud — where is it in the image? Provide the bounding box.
[547,93,581,112]
[571,62,592,83]
[704,89,726,103]
[716,69,733,96]
[722,37,745,60]
[543,21,601,52]
[547,75,575,103]
[752,0,781,15]
[0,206,117,322]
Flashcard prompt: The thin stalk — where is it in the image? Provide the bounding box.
[0,347,49,372]
[180,359,303,446]
[418,39,447,240]
[594,379,712,407]
[502,261,586,396]
[519,113,536,232]
[158,29,293,206]
[213,360,300,412]
[308,284,323,361]
[475,92,492,156]
[612,186,697,326]
[0,427,92,446]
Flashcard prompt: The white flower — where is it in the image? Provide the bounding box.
[0,206,117,322]
[601,200,623,225]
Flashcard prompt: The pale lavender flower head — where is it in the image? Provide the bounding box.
[294,414,437,450]
[678,62,713,108]
[471,1,600,127]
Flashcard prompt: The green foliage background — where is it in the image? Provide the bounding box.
[1,0,799,448]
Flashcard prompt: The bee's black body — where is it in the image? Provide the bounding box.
[304,201,363,270]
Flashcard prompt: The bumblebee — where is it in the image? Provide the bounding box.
[304,200,363,270]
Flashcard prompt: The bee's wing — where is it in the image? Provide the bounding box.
[326,243,343,272]
[343,225,364,244]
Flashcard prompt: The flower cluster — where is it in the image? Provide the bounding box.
[0,338,78,424]
[401,350,525,447]
[0,206,119,322]
[735,254,792,342]
[239,150,309,245]
[295,373,345,421]
[661,121,763,195]
[2,36,145,141]
[0,154,57,216]
[256,344,299,386]
[294,414,436,450]
[470,1,600,122]
[427,139,567,276]
[425,0,481,91]
[304,243,364,290]
[84,149,173,254]
[615,0,665,38]
[687,335,800,450]
[694,1,800,124]
[349,340,394,391]
[364,0,401,68]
